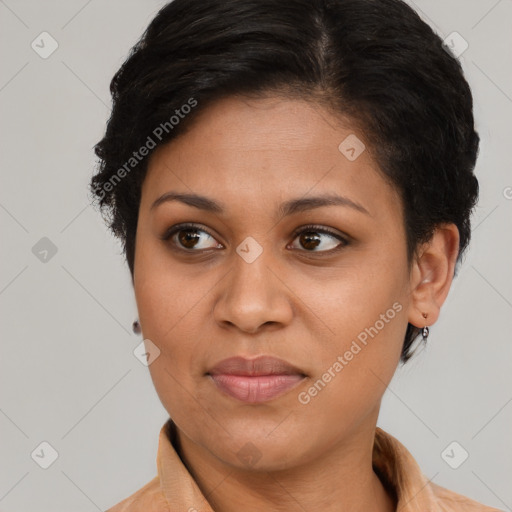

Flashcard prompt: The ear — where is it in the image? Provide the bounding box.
[407,223,460,328]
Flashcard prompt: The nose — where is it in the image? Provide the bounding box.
[212,247,293,334]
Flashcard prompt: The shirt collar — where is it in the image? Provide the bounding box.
[156,418,441,511]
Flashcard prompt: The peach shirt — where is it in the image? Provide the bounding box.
[106,419,502,511]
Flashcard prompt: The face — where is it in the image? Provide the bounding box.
[133,95,413,471]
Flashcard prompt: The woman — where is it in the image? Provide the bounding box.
[90,0,501,510]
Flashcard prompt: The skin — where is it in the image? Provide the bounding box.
[133,95,460,512]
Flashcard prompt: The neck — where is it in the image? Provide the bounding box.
[173,418,396,512]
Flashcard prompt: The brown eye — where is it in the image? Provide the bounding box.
[289,225,349,253]
[177,228,202,249]
[161,223,222,251]
[161,223,349,254]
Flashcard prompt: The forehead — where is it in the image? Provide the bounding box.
[141,95,401,221]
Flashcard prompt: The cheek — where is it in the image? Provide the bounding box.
[134,239,194,334]
[298,304,407,432]
[310,253,408,338]
[302,252,409,400]
[133,241,211,376]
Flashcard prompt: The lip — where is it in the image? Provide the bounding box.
[207,356,307,403]
[208,355,305,376]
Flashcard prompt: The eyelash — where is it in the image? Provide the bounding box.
[160,222,350,254]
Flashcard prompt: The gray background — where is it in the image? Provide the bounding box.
[0,0,511,510]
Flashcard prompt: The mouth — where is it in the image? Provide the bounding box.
[206,355,307,403]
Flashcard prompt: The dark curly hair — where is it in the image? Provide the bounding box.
[89,0,480,362]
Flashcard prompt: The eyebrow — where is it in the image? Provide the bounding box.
[150,191,370,217]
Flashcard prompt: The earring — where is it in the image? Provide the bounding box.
[132,319,141,335]
[421,312,429,340]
